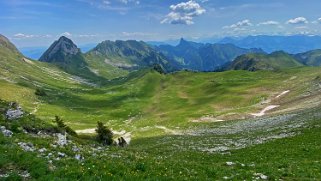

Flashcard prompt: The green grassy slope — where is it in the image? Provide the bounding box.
[295,49,321,66]
[84,53,129,80]
[0,100,320,180]
[1,46,321,137]
[0,34,320,138]
[229,51,303,71]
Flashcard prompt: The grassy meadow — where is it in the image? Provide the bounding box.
[1,50,321,180]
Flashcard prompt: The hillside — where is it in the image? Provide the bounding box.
[228,51,303,71]
[0,34,21,55]
[157,38,264,71]
[294,49,321,66]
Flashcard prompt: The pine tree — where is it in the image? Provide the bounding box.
[96,121,113,145]
[54,116,77,136]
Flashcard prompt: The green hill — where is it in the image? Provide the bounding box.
[0,34,21,56]
[228,51,303,71]
[294,49,321,66]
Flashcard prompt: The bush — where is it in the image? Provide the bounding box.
[153,64,166,74]
[96,121,113,145]
[35,88,47,96]
[54,116,77,136]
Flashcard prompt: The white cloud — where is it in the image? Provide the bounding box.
[121,32,157,37]
[118,0,139,5]
[14,33,35,38]
[78,34,98,38]
[13,33,52,39]
[286,17,308,24]
[223,19,253,29]
[58,32,99,38]
[318,18,321,23]
[257,20,279,26]
[161,1,206,25]
[102,0,110,5]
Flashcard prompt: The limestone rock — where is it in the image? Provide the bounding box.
[56,133,67,146]
[1,126,13,137]
[18,142,35,152]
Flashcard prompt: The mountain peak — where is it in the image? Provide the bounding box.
[179,38,188,45]
[39,36,80,62]
[58,36,74,44]
[177,38,203,49]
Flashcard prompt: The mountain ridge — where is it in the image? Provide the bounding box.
[227,51,303,71]
[157,39,264,71]
[219,35,321,54]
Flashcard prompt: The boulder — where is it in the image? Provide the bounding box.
[1,126,13,137]
[18,142,35,152]
[5,103,24,120]
[38,148,47,153]
[56,133,67,146]
[118,137,127,147]
[75,154,84,161]
[57,152,66,157]
[72,145,80,152]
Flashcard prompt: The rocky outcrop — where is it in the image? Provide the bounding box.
[5,108,24,120]
[18,142,35,152]
[5,102,24,120]
[1,126,13,137]
[56,133,68,146]
[117,137,127,147]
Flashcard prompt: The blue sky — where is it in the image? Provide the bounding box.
[1,0,321,47]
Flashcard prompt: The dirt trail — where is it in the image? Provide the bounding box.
[276,90,290,98]
[251,105,280,117]
[251,90,290,117]
[155,126,182,135]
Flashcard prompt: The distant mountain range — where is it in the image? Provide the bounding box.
[156,38,264,71]
[39,37,264,73]
[219,35,321,54]
[2,33,321,82]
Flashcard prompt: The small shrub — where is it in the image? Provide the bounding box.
[135,163,146,172]
[96,121,113,145]
[35,88,47,96]
[153,64,166,74]
[54,116,77,136]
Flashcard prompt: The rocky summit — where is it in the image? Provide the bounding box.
[39,36,80,63]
